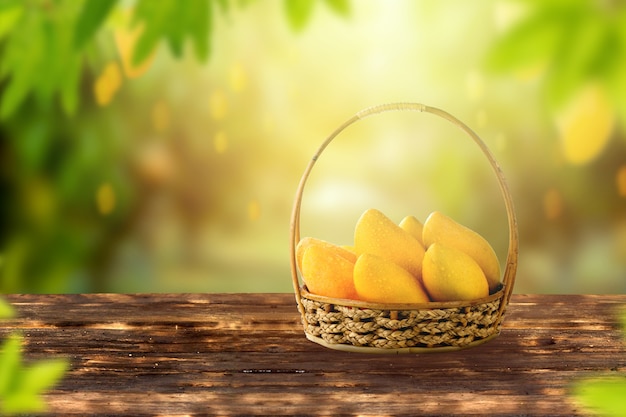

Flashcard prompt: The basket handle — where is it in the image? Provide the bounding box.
[289,103,519,317]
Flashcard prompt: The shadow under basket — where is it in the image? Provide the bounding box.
[289,102,519,353]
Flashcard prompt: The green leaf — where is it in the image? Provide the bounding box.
[284,0,315,32]
[0,333,22,395]
[73,0,118,49]
[48,1,84,115]
[486,1,625,111]
[20,359,69,394]
[37,2,75,103]
[0,297,14,319]
[131,0,212,64]
[165,1,210,58]
[0,11,45,119]
[2,391,46,414]
[131,0,173,64]
[164,3,185,57]
[545,11,610,108]
[0,0,84,118]
[186,0,211,61]
[484,7,563,73]
[574,377,626,417]
[324,0,349,17]
[0,333,68,414]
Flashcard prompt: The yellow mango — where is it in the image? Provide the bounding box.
[422,243,489,302]
[296,237,356,273]
[353,253,430,304]
[354,209,425,278]
[341,244,356,253]
[399,215,424,245]
[422,211,501,292]
[300,243,358,300]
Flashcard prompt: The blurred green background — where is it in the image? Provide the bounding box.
[1,0,625,295]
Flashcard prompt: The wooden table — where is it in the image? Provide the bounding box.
[2,293,625,416]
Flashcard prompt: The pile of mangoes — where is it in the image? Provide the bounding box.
[296,208,501,303]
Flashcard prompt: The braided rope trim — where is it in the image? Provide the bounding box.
[300,296,504,349]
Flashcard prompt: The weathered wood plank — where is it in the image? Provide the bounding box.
[1,293,625,416]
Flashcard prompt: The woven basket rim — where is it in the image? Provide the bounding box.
[289,102,519,340]
[299,284,506,310]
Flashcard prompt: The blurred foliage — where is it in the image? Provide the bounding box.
[0,0,348,118]
[0,0,349,293]
[0,0,625,296]
[486,1,626,167]
[0,0,215,118]
[0,305,68,415]
[571,312,626,417]
[481,0,626,295]
[285,0,349,31]
[0,297,12,317]
[574,376,626,417]
[486,0,626,120]
[0,334,68,415]
[128,0,212,64]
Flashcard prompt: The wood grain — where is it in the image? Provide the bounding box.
[2,293,625,416]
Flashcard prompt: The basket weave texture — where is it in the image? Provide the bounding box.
[289,102,519,353]
[301,294,503,351]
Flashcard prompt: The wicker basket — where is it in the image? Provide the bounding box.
[289,102,518,353]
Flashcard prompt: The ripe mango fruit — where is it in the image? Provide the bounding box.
[354,253,430,304]
[422,211,501,292]
[300,242,358,300]
[399,215,424,245]
[296,237,356,273]
[422,243,489,302]
[354,209,425,278]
